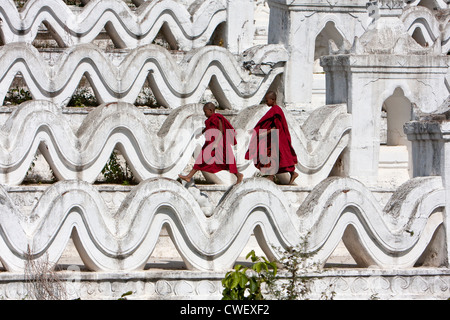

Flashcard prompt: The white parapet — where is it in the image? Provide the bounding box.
[0,0,227,50]
[0,100,351,187]
[0,175,445,273]
[0,43,289,109]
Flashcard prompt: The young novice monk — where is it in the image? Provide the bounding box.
[179,102,244,185]
[245,91,299,185]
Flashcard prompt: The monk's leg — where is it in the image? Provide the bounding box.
[179,169,198,183]
[234,172,243,184]
[289,171,299,185]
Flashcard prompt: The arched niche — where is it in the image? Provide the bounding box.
[383,87,413,148]
[313,21,345,106]
[208,22,227,47]
[379,87,413,183]
[411,26,430,47]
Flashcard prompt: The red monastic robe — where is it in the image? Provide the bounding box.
[245,105,298,174]
[194,113,238,174]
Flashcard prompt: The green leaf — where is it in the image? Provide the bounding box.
[234,264,244,271]
[248,277,258,294]
[239,274,249,288]
[254,261,269,273]
[117,291,133,300]
[222,276,230,287]
[269,262,278,276]
[121,291,133,297]
[246,250,256,262]
[231,272,241,289]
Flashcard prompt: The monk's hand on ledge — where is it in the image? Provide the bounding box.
[194,127,204,139]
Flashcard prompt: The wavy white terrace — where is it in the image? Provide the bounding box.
[0,0,228,50]
[0,43,288,109]
[0,100,351,186]
[0,176,444,273]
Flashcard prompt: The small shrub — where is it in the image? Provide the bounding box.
[4,87,33,105]
[118,291,133,300]
[221,250,277,300]
[222,234,336,301]
[101,151,135,185]
[67,88,98,108]
[134,87,160,108]
[64,0,85,6]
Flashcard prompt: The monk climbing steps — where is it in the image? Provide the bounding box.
[245,91,299,185]
[179,102,243,185]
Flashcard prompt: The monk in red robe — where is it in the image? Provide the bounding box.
[179,103,243,184]
[245,91,299,185]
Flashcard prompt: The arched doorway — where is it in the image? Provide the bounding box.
[379,87,413,186]
[313,21,345,106]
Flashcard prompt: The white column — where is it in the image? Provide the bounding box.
[226,0,254,54]
[267,2,316,108]
[266,0,368,111]
[405,120,450,265]
[321,55,381,185]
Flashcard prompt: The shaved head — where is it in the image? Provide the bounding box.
[203,102,216,112]
[265,91,277,101]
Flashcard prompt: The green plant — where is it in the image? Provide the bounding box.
[221,250,277,301]
[118,291,133,300]
[101,151,135,185]
[134,87,161,108]
[25,155,37,179]
[68,88,98,108]
[64,0,85,6]
[14,1,85,9]
[23,155,57,184]
[4,87,33,105]
[14,0,26,8]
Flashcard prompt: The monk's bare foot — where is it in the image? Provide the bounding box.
[178,174,192,183]
[289,172,299,185]
[265,175,274,182]
[235,173,243,184]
